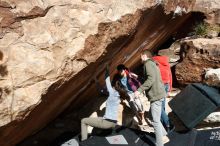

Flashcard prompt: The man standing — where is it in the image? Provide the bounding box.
[135,50,167,146]
[153,55,173,132]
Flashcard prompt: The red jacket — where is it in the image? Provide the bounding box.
[152,56,172,91]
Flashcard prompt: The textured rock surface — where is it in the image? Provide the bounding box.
[0,0,220,145]
[205,68,220,87]
[175,38,220,85]
[0,1,163,145]
[163,0,220,24]
[158,41,181,65]
[202,109,220,125]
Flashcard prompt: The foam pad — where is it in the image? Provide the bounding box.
[57,126,155,146]
[80,127,155,146]
[169,84,220,129]
[165,128,220,146]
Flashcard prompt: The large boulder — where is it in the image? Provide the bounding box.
[163,0,220,24]
[157,41,181,66]
[0,1,152,145]
[175,37,220,85]
[2,0,178,145]
[0,0,220,145]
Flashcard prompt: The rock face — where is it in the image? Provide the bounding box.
[205,68,220,87]
[201,109,220,126]
[175,38,220,85]
[157,41,181,66]
[0,1,151,145]
[163,0,220,24]
[0,0,220,145]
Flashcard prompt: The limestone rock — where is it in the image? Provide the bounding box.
[163,0,220,24]
[205,68,220,87]
[0,0,220,145]
[158,41,181,66]
[203,110,220,124]
[175,38,220,85]
[0,1,153,145]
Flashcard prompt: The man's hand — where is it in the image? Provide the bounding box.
[104,63,110,79]
[130,72,138,79]
[134,91,140,97]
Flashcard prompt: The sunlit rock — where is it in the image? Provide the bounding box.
[0,0,220,145]
[175,38,220,85]
[205,68,220,87]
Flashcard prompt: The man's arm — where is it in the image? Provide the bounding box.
[137,61,155,93]
[94,76,108,96]
[129,72,138,79]
[104,64,114,93]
